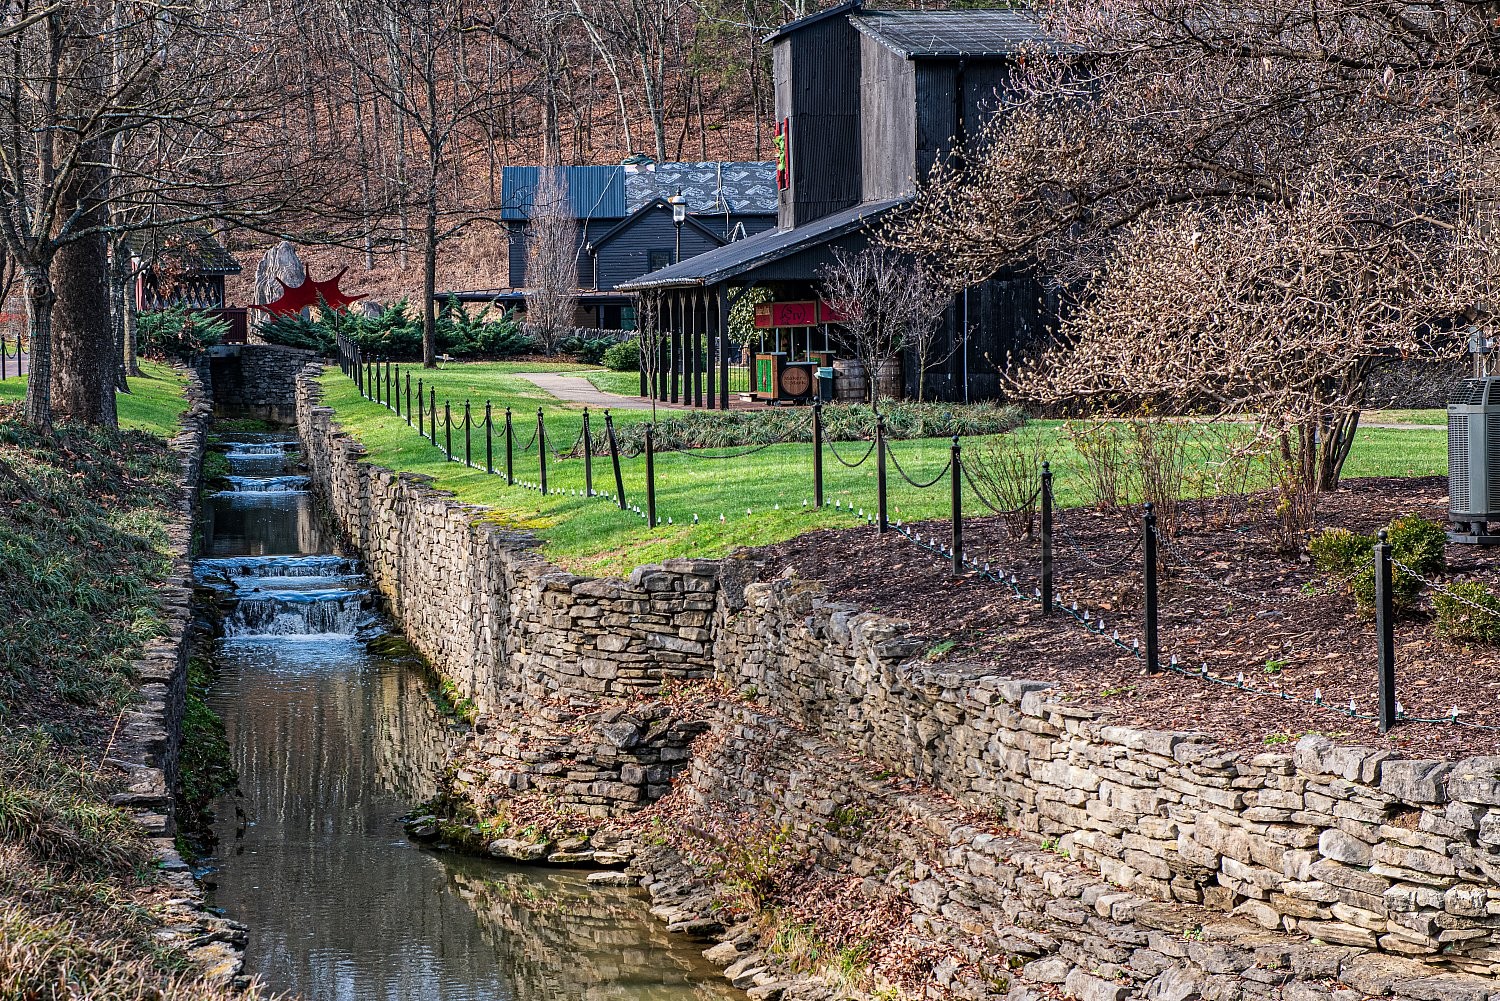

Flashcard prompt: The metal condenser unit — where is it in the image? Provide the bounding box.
[1448,377,1500,544]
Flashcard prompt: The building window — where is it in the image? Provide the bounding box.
[621,306,637,331]
[648,249,675,272]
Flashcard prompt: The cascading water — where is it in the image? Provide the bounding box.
[193,427,734,1001]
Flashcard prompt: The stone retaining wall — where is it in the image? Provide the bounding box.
[209,344,316,420]
[295,362,1500,995]
[717,577,1500,975]
[109,363,244,983]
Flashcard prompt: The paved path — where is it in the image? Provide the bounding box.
[517,372,661,410]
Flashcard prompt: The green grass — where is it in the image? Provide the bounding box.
[586,368,645,397]
[322,362,1449,576]
[1363,408,1445,426]
[0,360,188,438]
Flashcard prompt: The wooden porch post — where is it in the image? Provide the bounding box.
[692,290,704,408]
[669,291,680,404]
[718,286,731,409]
[705,287,716,410]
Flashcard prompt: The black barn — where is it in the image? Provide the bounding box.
[618,2,1054,406]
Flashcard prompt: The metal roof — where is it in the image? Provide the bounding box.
[126,225,241,275]
[849,10,1047,58]
[500,166,626,222]
[617,197,909,291]
[763,0,863,43]
[625,161,777,216]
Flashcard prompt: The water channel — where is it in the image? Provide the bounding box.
[195,428,736,1000]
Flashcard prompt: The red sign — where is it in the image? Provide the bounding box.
[754,300,847,328]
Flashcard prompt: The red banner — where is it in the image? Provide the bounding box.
[754,300,847,328]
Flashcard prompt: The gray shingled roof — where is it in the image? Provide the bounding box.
[126,225,241,275]
[625,161,777,216]
[850,10,1046,58]
[617,197,908,291]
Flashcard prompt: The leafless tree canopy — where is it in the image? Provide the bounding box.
[820,247,953,404]
[892,0,1500,499]
[525,167,581,354]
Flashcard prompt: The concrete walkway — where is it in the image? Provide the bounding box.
[516,372,660,410]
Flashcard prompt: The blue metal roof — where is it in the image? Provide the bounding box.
[500,166,626,221]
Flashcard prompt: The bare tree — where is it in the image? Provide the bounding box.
[820,246,953,404]
[891,0,1500,526]
[524,167,580,354]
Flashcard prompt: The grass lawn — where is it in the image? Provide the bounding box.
[0,359,188,439]
[1363,408,1446,426]
[321,362,1449,576]
[586,368,646,398]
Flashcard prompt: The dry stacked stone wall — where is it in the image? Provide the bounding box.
[296,365,1500,997]
[209,344,316,421]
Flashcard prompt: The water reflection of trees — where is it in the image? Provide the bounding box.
[446,865,740,1001]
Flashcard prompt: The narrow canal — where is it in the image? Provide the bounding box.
[194,428,735,1000]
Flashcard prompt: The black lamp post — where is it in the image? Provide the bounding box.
[668,190,687,263]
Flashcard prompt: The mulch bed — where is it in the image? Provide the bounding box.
[755,476,1500,761]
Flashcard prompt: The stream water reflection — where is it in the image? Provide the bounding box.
[197,431,735,1000]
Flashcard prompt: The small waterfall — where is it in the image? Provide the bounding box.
[218,475,311,495]
[223,587,366,637]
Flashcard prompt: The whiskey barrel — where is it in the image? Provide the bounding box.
[833,357,902,402]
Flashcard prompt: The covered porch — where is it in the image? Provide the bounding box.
[616,199,905,409]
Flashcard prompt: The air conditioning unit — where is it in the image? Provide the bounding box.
[1448,377,1500,544]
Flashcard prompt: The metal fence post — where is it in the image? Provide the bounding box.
[537,408,547,495]
[417,379,424,437]
[645,423,657,528]
[505,407,514,484]
[583,408,594,497]
[429,387,436,444]
[1375,530,1397,732]
[876,415,888,533]
[464,400,472,467]
[384,358,391,406]
[394,365,402,416]
[813,402,824,508]
[950,436,963,577]
[1143,502,1160,673]
[606,410,626,509]
[485,402,493,475]
[444,401,452,458]
[1041,461,1054,616]
[405,371,411,424]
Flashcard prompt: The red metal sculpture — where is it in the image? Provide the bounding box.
[250,267,365,317]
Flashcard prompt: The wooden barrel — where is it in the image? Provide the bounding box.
[833,358,866,401]
[832,357,903,402]
[874,357,902,401]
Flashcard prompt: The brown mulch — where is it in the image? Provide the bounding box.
[755,477,1500,761]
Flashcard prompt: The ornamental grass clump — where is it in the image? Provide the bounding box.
[1308,514,1446,617]
[574,401,1025,456]
[1434,582,1500,645]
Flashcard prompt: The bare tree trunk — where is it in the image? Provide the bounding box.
[22,268,56,428]
[423,184,439,367]
[51,156,118,428]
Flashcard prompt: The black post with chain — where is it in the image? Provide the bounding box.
[464,401,472,467]
[1375,530,1397,732]
[812,403,824,508]
[583,408,593,497]
[505,407,514,484]
[606,411,626,509]
[445,401,452,459]
[876,415,888,533]
[405,372,412,425]
[429,388,436,444]
[537,408,547,495]
[485,402,493,475]
[1143,502,1159,673]
[1041,461,1054,615]
[950,436,962,577]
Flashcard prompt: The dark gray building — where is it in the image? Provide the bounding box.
[619,2,1054,407]
[444,161,777,330]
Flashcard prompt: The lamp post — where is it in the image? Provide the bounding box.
[668,190,687,263]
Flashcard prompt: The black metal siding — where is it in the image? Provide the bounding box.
[593,209,724,290]
[508,219,613,289]
[776,16,863,229]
